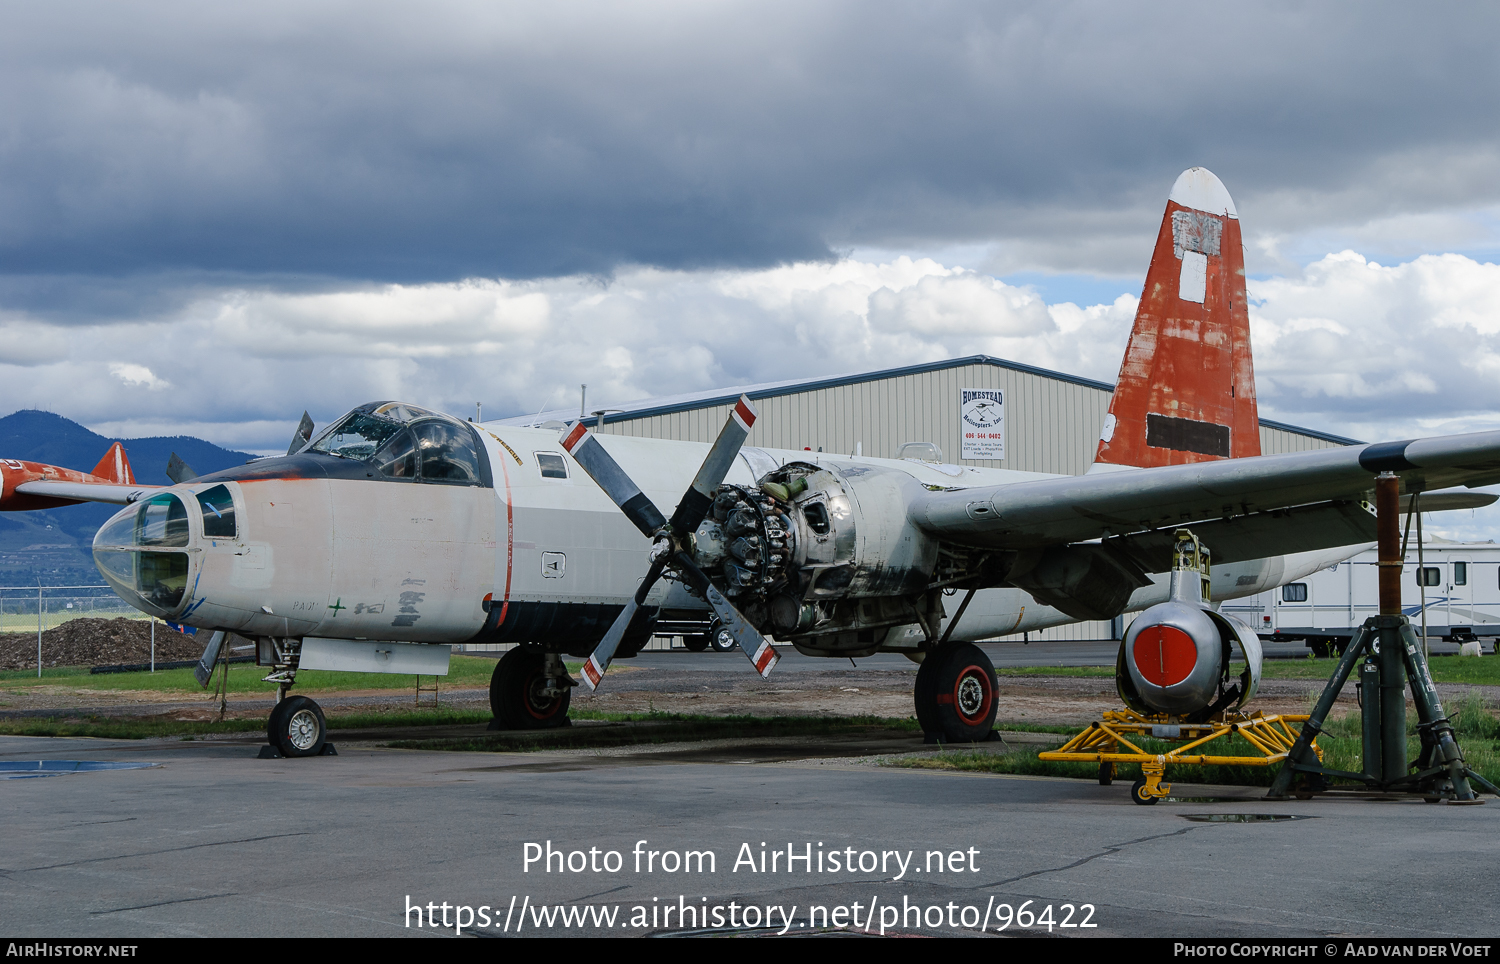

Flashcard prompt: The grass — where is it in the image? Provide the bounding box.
[1261,654,1500,686]
[997,655,1500,686]
[0,654,526,694]
[895,689,1500,790]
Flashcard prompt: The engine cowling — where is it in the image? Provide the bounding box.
[691,461,940,654]
[1117,579,1263,718]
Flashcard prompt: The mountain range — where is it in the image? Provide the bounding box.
[0,410,256,586]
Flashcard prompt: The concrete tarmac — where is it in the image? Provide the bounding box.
[2,730,1497,939]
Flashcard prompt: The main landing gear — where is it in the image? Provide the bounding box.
[490,648,574,730]
[914,641,998,744]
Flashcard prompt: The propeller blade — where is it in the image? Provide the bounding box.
[667,395,757,536]
[287,411,315,456]
[578,557,668,691]
[560,422,668,537]
[165,452,198,484]
[193,630,227,687]
[674,552,780,678]
[704,582,780,678]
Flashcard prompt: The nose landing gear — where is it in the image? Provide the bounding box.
[255,637,337,759]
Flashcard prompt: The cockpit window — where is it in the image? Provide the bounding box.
[197,485,237,538]
[301,401,491,487]
[137,494,189,547]
[372,428,419,479]
[309,412,406,460]
[416,420,483,484]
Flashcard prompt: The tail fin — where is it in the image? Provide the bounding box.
[1092,167,1259,471]
[90,442,136,485]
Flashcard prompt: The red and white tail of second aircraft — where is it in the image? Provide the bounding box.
[1093,167,1260,471]
[0,442,153,511]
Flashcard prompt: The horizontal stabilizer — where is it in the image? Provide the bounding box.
[1402,490,1497,512]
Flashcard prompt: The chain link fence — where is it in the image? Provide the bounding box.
[0,586,138,635]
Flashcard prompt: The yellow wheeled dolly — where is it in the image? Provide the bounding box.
[1038,708,1320,805]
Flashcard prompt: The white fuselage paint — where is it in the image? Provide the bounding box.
[157,425,1358,650]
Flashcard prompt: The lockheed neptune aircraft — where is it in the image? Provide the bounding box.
[3,168,1496,759]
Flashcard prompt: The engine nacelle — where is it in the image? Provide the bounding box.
[692,461,939,654]
[1117,564,1263,719]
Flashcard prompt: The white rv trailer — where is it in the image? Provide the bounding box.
[1221,536,1500,655]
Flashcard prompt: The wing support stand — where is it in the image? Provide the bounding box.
[1268,472,1496,803]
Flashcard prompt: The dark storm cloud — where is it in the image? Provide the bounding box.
[1,1,1498,293]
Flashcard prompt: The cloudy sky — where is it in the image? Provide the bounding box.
[5,3,1500,530]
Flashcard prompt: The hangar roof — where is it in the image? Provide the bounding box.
[493,353,1362,446]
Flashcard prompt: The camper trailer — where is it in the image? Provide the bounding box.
[1222,537,1500,656]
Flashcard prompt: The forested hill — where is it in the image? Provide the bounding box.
[0,410,257,585]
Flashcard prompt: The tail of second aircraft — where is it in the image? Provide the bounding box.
[1092,167,1259,471]
[90,442,136,485]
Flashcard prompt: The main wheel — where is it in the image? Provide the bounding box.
[913,641,998,743]
[491,648,571,730]
[1130,778,1159,805]
[267,696,326,758]
[683,633,711,652]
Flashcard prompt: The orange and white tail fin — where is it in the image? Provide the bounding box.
[1091,167,1259,471]
[89,442,136,485]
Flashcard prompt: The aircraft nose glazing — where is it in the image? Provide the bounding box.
[93,490,201,619]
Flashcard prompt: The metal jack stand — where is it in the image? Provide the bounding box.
[1269,473,1498,803]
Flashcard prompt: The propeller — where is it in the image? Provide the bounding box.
[287,411,315,456]
[560,396,779,690]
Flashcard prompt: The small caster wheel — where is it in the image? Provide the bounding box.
[1131,778,1159,805]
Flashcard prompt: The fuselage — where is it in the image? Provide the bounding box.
[90,408,1355,653]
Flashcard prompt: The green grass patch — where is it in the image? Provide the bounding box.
[1261,655,1500,686]
[996,656,1500,685]
[895,689,1500,789]
[996,666,1113,678]
[0,654,524,694]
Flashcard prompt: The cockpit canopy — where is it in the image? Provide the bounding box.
[306,401,489,486]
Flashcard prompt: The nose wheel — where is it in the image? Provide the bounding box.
[266,695,329,758]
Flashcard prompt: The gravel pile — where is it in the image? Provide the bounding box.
[0,618,202,670]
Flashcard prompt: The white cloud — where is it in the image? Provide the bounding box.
[3,246,1500,484]
[108,362,170,390]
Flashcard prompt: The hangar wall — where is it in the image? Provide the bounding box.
[504,354,1360,643]
[587,356,1353,477]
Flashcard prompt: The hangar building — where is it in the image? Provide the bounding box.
[499,354,1359,640]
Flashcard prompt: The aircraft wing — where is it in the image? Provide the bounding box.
[13,479,155,505]
[913,431,1500,555]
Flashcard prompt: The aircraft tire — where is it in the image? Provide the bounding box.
[267,696,327,758]
[913,641,997,743]
[683,634,711,652]
[491,649,571,729]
